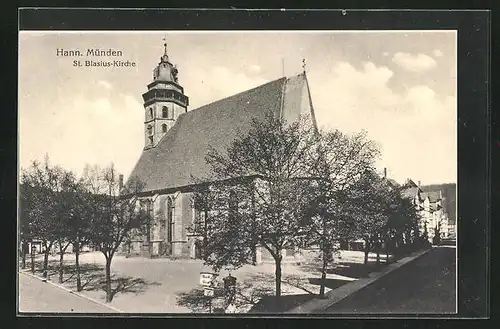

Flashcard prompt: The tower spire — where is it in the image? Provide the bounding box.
[162,35,169,60]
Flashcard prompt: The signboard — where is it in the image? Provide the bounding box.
[204,287,214,297]
[199,272,214,286]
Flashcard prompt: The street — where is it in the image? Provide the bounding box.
[324,246,456,314]
[18,272,117,313]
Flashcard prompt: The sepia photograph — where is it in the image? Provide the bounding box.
[18,30,458,315]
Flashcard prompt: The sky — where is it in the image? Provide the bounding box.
[18,31,457,185]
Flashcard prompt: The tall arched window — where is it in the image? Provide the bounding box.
[162,106,168,118]
[147,125,153,136]
[167,197,173,243]
[162,124,167,133]
[149,108,154,119]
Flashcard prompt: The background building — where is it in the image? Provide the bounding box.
[401,179,455,242]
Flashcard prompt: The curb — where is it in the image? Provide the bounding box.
[286,247,433,314]
[19,271,123,313]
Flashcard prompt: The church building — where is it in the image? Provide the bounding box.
[121,41,318,261]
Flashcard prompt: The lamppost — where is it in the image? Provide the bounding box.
[223,273,237,313]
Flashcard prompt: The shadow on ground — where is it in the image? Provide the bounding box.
[299,261,388,279]
[27,259,161,300]
[307,277,349,290]
[176,287,227,313]
[175,271,348,313]
[248,294,317,313]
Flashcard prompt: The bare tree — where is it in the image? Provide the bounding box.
[84,164,151,302]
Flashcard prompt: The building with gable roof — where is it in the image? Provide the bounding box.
[120,41,318,260]
[400,178,450,242]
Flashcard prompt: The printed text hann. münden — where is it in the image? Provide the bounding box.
[56,48,124,57]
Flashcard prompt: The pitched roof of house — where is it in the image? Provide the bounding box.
[127,73,316,194]
[421,183,456,224]
[426,191,441,203]
[403,178,418,188]
[401,187,420,199]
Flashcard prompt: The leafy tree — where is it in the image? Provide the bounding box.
[52,170,82,283]
[19,176,36,272]
[348,169,397,265]
[58,171,94,291]
[20,156,63,278]
[385,192,421,259]
[192,113,318,299]
[303,129,380,297]
[84,164,151,302]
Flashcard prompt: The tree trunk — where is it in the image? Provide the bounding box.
[43,242,51,278]
[43,251,49,278]
[30,248,35,274]
[22,248,26,269]
[363,240,370,265]
[252,243,257,266]
[75,243,82,292]
[59,249,64,283]
[274,253,282,299]
[105,255,113,302]
[386,240,390,263]
[376,239,380,265]
[319,250,328,298]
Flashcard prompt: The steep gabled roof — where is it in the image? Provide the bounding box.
[386,178,399,188]
[421,183,456,224]
[401,187,419,199]
[403,178,418,188]
[426,191,441,203]
[127,73,316,194]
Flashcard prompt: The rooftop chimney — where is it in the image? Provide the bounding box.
[119,174,124,192]
[418,180,421,187]
[383,167,387,179]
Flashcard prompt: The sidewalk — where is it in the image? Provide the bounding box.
[324,246,456,313]
[287,247,432,313]
[19,271,120,313]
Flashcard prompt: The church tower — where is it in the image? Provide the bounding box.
[141,38,189,149]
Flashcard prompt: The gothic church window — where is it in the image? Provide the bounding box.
[149,108,154,119]
[162,106,168,118]
[147,125,153,136]
[162,124,167,133]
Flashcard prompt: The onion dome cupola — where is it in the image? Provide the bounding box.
[141,37,189,149]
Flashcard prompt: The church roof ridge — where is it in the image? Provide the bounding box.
[127,72,314,193]
[187,76,288,115]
